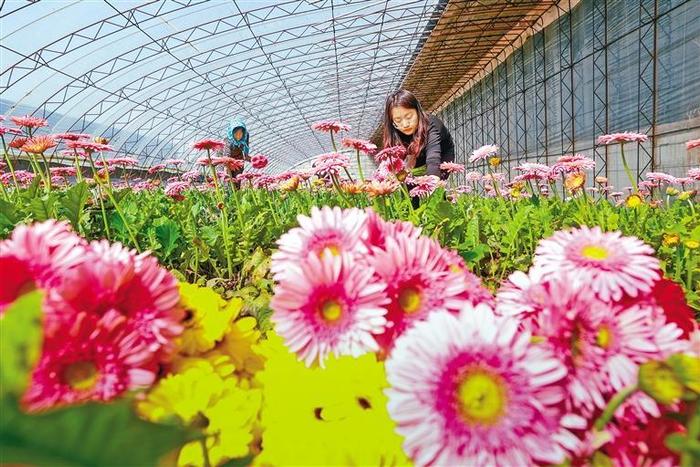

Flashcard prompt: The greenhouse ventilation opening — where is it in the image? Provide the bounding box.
[1,1,700,467]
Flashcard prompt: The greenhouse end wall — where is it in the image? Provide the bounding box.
[438,0,700,189]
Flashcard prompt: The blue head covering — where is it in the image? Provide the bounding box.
[225,117,250,156]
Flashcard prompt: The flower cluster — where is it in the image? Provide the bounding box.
[0,221,183,412]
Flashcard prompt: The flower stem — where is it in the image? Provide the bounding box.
[206,151,234,280]
[620,143,638,193]
[355,149,365,182]
[594,385,637,431]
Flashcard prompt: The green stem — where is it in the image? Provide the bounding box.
[330,131,338,153]
[594,385,637,431]
[200,437,212,467]
[620,143,638,193]
[207,151,234,280]
[1,136,20,191]
[38,151,52,191]
[355,149,365,182]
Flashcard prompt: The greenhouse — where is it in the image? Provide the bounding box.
[1,0,699,465]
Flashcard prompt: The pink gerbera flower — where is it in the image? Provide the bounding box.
[0,126,25,136]
[385,305,584,466]
[469,144,499,163]
[439,162,465,174]
[597,132,648,145]
[49,167,77,177]
[369,233,467,350]
[45,240,182,354]
[496,269,548,327]
[21,135,57,154]
[687,168,700,181]
[310,119,351,133]
[165,181,190,201]
[22,310,156,412]
[687,139,700,150]
[551,154,596,175]
[379,156,405,174]
[645,172,677,185]
[374,145,407,163]
[532,226,660,301]
[65,140,114,154]
[363,208,421,251]
[163,158,184,165]
[212,156,244,172]
[270,252,388,367]
[192,138,226,152]
[341,137,377,155]
[408,175,441,198]
[182,170,201,182]
[10,115,48,129]
[530,278,683,416]
[52,132,92,141]
[0,221,85,314]
[464,171,482,182]
[147,163,166,174]
[108,156,139,167]
[271,206,368,280]
[250,154,269,169]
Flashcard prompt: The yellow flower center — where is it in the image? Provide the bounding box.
[457,369,507,426]
[488,156,501,167]
[318,244,340,257]
[62,361,99,391]
[626,194,643,208]
[320,300,343,322]
[596,325,613,349]
[398,287,422,314]
[581,245,609,260]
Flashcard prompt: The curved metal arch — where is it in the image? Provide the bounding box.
[2,0,447,171]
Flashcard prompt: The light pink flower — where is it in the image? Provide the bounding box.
[645,172,677,185]
[597,132,648,145]
[469,144,499,163]
[464,171,482,182]
[270,252,388,367]
[310,119,351,133]
[65,140,114,154]
[439,162,465,174]
[165,181,190,201]
[10,115,48,129]
[271,206,368,280]
[0,221,86,314]
[686,139,700,150]
[374,145,407,163]
[369,232,467,351]
[51,132,92,141]
[385,305,584,466]
[408,175,440,198]
[0,126,25,136]
[687,168,700,181]
[341,137,377,155]
[532,226,659,301]
[192,138,225,152]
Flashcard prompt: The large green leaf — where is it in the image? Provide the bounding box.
[155,219,181,258]
[0,290,43,397]
[0,198,21,228]
[29,194,58,221]
[59,182,89,230]
[0,396,191,467]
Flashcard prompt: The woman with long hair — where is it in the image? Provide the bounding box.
[382,89,455,179]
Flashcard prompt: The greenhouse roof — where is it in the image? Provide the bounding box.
[1,0,556,172]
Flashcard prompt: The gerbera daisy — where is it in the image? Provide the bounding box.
[192,138,225,152]
[645,172,677,185]
[22,310,156,412]
[341,137,377,155]
[0,221,85,314]
[51,132,92,141]
[270,252,389,367]
[532,226,659,301]
[10,115,48,129]
[363,208,421,251]
[468,144,499,163]
[408,175,440,198]
[212,156,244,172]
[530,278,683,415]
[464,171,482,182]
[439,162,465,174]
[374,145,407,163]
[369,233,467,350]
[597,132,648,145]
[250,154,268,169]
[385,305,584,466]
[364,179,399,197]
[686,167,700,181]
[65,140,114,153]
[0,126,24,136]
[310,119,351,133]
[45,240,182,354]
[687,139,700,150]
[165,181,190,201]
[271,205,368,279]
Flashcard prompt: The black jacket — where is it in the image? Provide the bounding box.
[400,114,455,179]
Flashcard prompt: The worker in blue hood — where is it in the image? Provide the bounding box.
[225,117,250,177]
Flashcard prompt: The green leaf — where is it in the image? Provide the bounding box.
[59,182,89,230]
[29,194,57,221]
[0,396,191,466]
[0,290,44,396]
[665,432,687,453]
[155,220,181,258]
[0,198,21,227]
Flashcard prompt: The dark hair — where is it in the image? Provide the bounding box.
[382,89,430,157]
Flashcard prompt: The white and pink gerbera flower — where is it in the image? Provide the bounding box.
[270,252,389,367]
[271,206,368,279]
[530,278,683,416]
[496,268,548,328]
[385,305,585,466]
[0,220,86,314]
[369,233,467,350]
[469,144,499,163]
[44,240,183,354]
[532,225,659,301]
